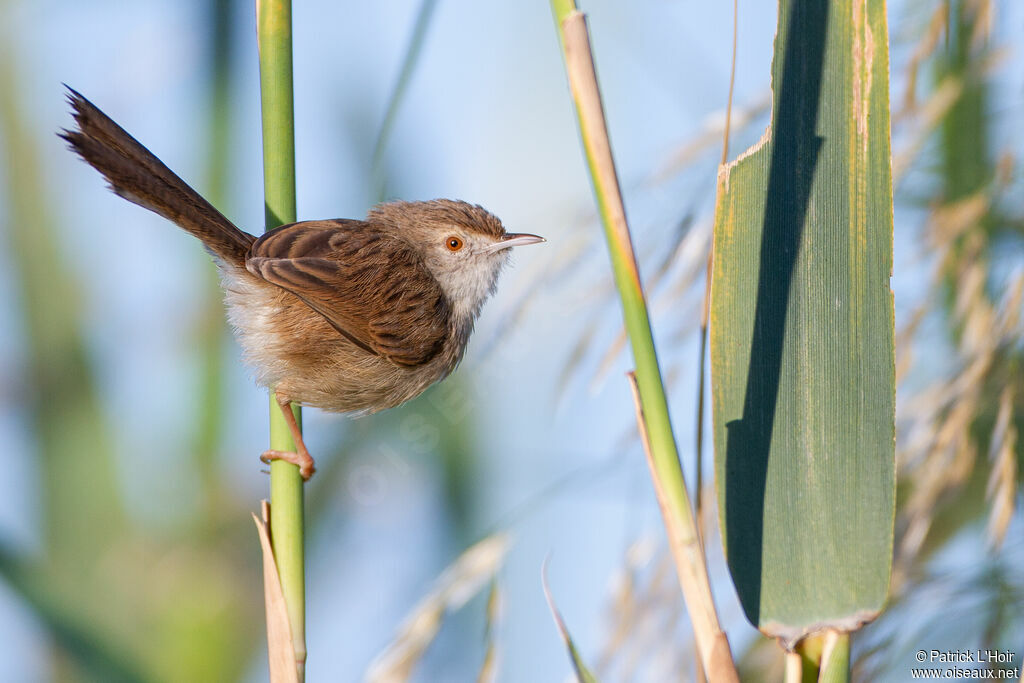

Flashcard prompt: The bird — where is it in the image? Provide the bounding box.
[60,87,544,480]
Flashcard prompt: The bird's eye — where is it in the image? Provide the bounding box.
[446,236,464,251]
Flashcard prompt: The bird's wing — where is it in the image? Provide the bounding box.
[247,220,450,367]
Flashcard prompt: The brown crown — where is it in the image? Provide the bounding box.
[367,199,506,239]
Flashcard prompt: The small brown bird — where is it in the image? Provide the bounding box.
[61,87,543,480]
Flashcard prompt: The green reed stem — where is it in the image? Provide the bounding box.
[257,0,305,677]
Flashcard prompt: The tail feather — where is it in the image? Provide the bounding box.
[60,86,255,265]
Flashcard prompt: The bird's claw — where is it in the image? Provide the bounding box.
[260,449,316,481]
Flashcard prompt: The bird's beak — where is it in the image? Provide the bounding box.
[487,232,546,252]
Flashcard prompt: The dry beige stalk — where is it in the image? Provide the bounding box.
[626,372,737,682]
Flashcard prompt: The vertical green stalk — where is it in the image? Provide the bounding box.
[818,633,850,683]
[257,0,305,676]
[550,2,736,679]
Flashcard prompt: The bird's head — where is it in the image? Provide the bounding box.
[369,199,545,321]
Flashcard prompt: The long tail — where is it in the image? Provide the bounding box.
[59,86,255,266]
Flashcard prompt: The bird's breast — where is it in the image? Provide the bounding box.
[220,266,462,414]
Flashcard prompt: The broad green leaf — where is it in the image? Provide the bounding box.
[711,0,895,643]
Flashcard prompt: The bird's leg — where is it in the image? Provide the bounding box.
[260,395,316,481]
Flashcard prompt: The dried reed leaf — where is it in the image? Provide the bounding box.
[474,581,502,683]
[899,3,947,114]
[596,540,693,680]
[967,0,994,50]
[930,192,990,246]
[996,272,1024,337]
[893,76,962,181]
[366,534,511,682]
[253,501,299,683]
[985,386,1017,547]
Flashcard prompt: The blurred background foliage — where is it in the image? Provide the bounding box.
[0,0,1020,681]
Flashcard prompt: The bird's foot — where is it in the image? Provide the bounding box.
[261,449,316,481]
